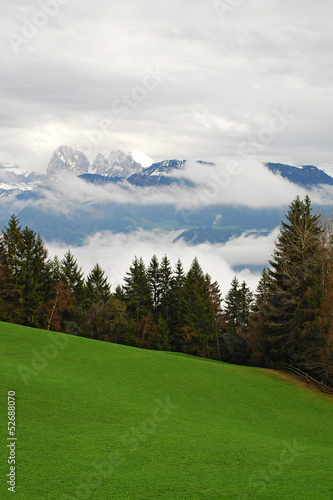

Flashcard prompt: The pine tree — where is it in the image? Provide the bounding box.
[168,258,186,350]
[86,263,111,304]
[309,212,333,384]
[0,215,24,321]
[123,256,153,320]
[147,255,160,309]
[0,216,53,326]
[266,196,323,367]
[181,257,214,356]
[206,275,224,360]
[248,268,273,366]
[20,227,52,326]
[60,250,85,302]
[158,255,173,321]
[60,250,85,334]
[224,277,241,334]
[223,277,253,364]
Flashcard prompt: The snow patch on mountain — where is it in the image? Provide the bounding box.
[0,162,45,193]
[130,150,154,168]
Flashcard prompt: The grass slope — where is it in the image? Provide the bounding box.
[0,322,332,499]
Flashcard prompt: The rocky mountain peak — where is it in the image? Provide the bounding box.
[90,149,144,178]
[47,145,90,179]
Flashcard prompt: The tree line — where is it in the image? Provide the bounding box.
[0,196,332,385]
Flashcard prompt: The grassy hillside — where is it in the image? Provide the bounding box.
[0,321,332,499]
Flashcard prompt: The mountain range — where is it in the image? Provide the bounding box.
[0,145,332,249]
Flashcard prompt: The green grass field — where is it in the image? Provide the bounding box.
[0,322,332,499]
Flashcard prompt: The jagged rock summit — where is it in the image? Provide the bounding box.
[47,145,90,179]
[47,146,154,180]
[90,150,146,177]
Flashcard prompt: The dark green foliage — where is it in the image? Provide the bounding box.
[266,196,323,367]
[86,263,111,304]
[222,277,253,365]
[60,250,85,303]
[123,256,153,320]
[0,215,53,326]
[224,277,253,334]
[168,259,186,349]
[84,296,128,343]
[1,207,332,385]
[158,255,173,321]
[248,268,273,366]
[181,258,215,357]
[147,254,160,308]
[206,276,224,361]
[153,316,171,351]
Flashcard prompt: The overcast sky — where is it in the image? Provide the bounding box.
[1,0,333,173]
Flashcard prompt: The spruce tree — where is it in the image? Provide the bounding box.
[248,268,273,366]
[123,256,153,320]
[223,277,253,364]
[60,250,85,303]
[0,214,24,321]
[60,250,85,334]
[147,255,160,309]
[224,277,241,334]
[266,196,323,367]
[169,258,186,350]
[158,255,173,321]
[206,275,224,360]
[181,257,214,356]
[86,263,111,304]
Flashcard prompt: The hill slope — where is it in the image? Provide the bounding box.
[0,322,332,499]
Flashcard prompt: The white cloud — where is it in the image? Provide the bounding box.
[1,0,333,172]
[46,227,279,296]
[16,159,332,216]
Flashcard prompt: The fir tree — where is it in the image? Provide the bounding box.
[158,255,173,321]
[223,277,253,364]
[181,257,214,356]
[86,263,111,304]
[266,196,323,367]
[168,258,186,349]
[61,250,85,302]
[147,255,160,309]
[60,250,85,334]
[123,256,153,320]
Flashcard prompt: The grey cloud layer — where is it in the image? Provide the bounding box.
[17,159,331,213]
[1,0,333,171]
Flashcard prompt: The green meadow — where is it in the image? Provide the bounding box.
[0,321,332,499]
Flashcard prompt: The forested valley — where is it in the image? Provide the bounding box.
[0,196,332,386]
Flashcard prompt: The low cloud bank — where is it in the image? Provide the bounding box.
[35,159,333,213]
[46,227,280,296]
